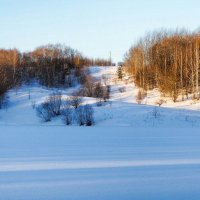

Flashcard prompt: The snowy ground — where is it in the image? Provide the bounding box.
[1,127,200,200]
[1,66,200,199]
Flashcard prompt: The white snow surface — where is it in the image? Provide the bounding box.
[1,66,200,199]
[1,127,200,200]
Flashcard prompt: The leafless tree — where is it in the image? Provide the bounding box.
[70,92,82,109]
[48,92,62,116]
[124,29,200,102]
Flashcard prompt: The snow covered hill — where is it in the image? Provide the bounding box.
[0,66,200,127]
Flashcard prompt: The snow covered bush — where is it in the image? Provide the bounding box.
[84,104,94,126]
[62,107,73,125]
[62,99,73,125]
[70,92,82,109]
[76,106,85,126]
[118,86,126,93]
[61,98,94,126]
[36,92,62,122]
[47,92,62,116]
[76,104,94,126]
[36,101,53,122]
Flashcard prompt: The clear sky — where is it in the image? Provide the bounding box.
[0,0,200,62]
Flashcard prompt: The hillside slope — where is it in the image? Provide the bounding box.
[0,66,200,127]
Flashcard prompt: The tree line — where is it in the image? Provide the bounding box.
[124,29,200,102]
[0,44,110,107]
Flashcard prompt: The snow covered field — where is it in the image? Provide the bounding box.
[1,127,200,200]
[1,66,200,199]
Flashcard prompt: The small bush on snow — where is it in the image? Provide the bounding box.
[136,89,146,104]
[62,107,73,125]
[84,104,94,126]
[76,104,94,126]
[47,91,62,116]
[118,86,126,93]
[36,101,53,122]
[62,99,73,125]
[155,99,165,107]
[36,91,62,122]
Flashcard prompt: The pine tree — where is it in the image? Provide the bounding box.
[117,66,123,80]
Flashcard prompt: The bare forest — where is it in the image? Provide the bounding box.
[0,44,110,107]
[124,30,200,102]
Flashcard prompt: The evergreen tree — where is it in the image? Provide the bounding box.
[117,66,123,80]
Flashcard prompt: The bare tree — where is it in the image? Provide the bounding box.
[48,92,62,116]
[94,82,104,106]
[124,29,200,102]
[83,76,95,97]
[70,92,82,109]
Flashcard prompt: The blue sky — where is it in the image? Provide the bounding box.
[0,0,200,62]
